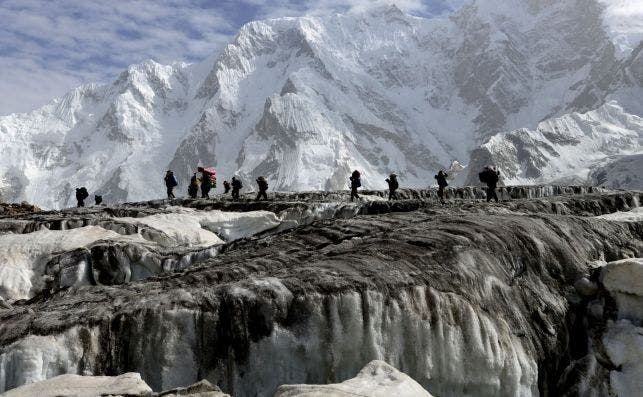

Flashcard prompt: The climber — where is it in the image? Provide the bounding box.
[349,170,361,202]
[75,187,89,207]
[435,170,449,204]
[223,180,231,194]
[198,167,216,198]
[256,176,269,200]
[231,177,242,200]
[385,173,399,200]
[94,195,103,206]
[479,166,500,202]
[200,174,211,198]
[164,170,178,199]
[188,173,200,199]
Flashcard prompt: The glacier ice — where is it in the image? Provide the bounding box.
[0,372,152,397]
[274,360,434,397]
[0,189,641,396]
[0,208,283,301]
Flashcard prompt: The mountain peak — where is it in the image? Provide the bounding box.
[0,3,641,208]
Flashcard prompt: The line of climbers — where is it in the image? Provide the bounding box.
[74,187,102,207]
[75,165,502,207]
[164,166,503,203]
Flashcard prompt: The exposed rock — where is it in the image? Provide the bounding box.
[0,202,40,217]
[274,360,433,397]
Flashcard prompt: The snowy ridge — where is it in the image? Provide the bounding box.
[1,0,642,208]
[466,101,643,185]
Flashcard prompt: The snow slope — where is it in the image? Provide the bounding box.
[0,0,642,208]
[466,101,643,185]
[589,153,643,190]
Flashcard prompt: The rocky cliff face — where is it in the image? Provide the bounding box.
[1,188,642,396]
[1,1,641,209]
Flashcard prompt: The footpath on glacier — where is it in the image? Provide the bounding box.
[0,186,642,397]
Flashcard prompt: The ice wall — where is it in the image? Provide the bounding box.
[558,258,643,396]
[0,284,538,396]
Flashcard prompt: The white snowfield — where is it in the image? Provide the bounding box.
[0,372,152,397]
[0,208,281,301]
[0,1,641,209]
[274,360,434,397]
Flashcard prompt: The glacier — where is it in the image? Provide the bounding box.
[1,187,642,396]
[0,0,642,209]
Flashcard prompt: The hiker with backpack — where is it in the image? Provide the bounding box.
[256,176,269,200]
[223,180,231,194]
[188,173,200,199]
[198,167,216,198]
[385,173,399,200]
[94,195,103,206]
[349,170,361,201]
[479,166,501,202]
[231,176,242,200]
[435,170,448,204]
[75,187,89,207]
[164,170,178,199]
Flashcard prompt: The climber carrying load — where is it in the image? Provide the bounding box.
[198,166,217,198]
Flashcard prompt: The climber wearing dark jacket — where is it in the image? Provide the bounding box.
[479,166,500,202]
[349,170,361,202]
[75,187,89,207]
[223,180,231,194]
[201,172,212,198]
[188,173,199,199]
[164,170,178,199]
[385,173,399,200]
[256,176,268,200]
[435,170,448,204]
[231,177,242,201]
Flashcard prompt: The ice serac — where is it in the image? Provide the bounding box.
[1,0,642,209]
[274,360,433,397]
[558,258,643,397]
[1,190,642,396]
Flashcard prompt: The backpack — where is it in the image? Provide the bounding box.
[78,187,89,199]
[257,177,268,190]
[478,171,488,184]
[170,175,178,187]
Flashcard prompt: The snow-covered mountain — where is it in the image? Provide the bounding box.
[466,101,643,185]
[1,0,642,209]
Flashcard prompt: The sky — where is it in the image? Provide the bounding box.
[0,0,641,116]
